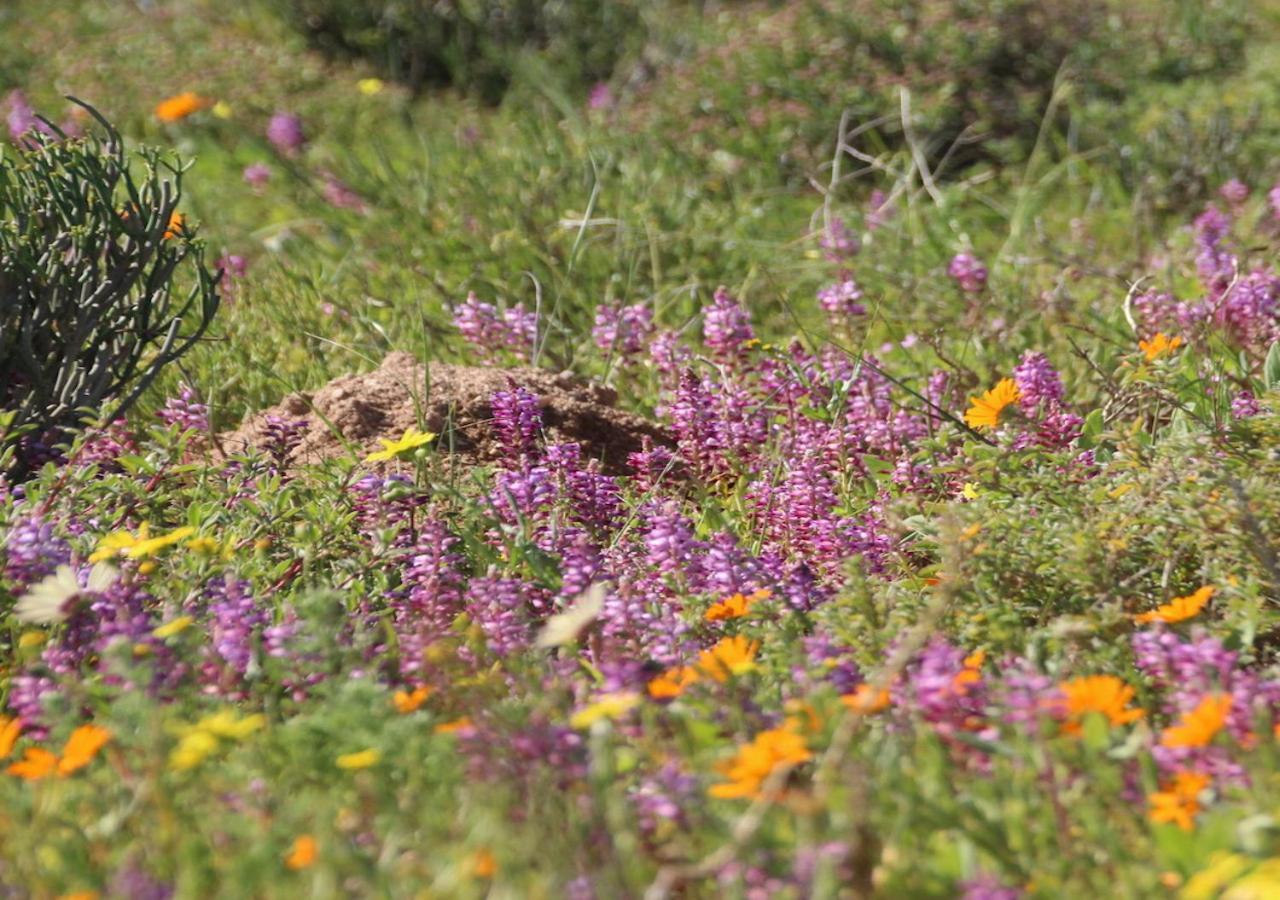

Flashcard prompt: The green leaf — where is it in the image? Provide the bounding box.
[1265,341,1280,391]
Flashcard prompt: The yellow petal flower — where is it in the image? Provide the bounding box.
[365,427,437,463]
[570,692,640,729]
[153,616,194,639]
[336,748,381,770]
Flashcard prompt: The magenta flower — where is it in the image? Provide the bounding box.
[242,163,272,189]
[948,252,988,292]
[266,112,306,155]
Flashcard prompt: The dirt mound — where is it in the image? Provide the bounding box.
[220,352,671,474]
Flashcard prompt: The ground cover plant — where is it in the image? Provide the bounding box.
[3,0,1280,896]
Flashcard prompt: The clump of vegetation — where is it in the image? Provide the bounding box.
[0,105,219,475]
[266,0,650,101]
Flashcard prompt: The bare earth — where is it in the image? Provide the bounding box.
[220,351,671,474]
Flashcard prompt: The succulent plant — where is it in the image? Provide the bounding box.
[0,100,219,475]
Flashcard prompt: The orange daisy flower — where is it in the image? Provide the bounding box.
[392,686,433,714]
[697,635,760,683]
[1134,585,1214,625]
[285,834,318,870]
[1161,694,1232,749]
[963,378,1021,429]
[841,683,891,714]
[1148,771,1210,831]
[647,665,700,699]
[0,716,20,759]
[8,747,57,780]
[155,92,207,123]
[1058,675,1145,735]
[704,588,771,623]
[708,727,812,799]
[57,724,111,776]
[1139,332,1183,362]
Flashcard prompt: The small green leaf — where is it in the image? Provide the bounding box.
[1264,341,1280,390]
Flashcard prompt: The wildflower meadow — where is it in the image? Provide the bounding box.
[3,0,1280,897]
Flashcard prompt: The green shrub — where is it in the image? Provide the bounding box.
[0,104,220,475]
[266,0,650,102]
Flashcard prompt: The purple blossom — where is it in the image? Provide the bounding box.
[592,303,653,358]
[217,254,249,301]
[648,330,692,375]
[819,216,859,260]
[465,574,543,657]
[77,419,137,471]
[243,163,272,189]
[948,252,988,292]
[3,517,71,589]
[960,874,1023,900]
[1232,390,1260,418]
[200,577,269,697]
[157,385,209,434]
[900,638,996,763]
[1194,204,1235,288]
[452,292,537,360]
[865,189,894,231]
[702,286,755,359]
[626,440,677,492]
[1219,179,1249,205]
[587,83,615,111]
[396,521,467,677]
[642,502,705,587]
[1213,270,1279,351]
[6,90,55,144]
[262,415,307,471]
[320,172,369,213]
[266,112,306,155]
[667,370,725,476]
[490,385,543,461]
[816,276,865,321]
[1011,352,1065,414]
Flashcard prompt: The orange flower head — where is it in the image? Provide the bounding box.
[163,212,186,240]
[155,92,207,123]
[0,716,20,759]
[708,727,812,800]
[841,683,891,715]
[1148,771,1210,831]
[1139,332,1184,362]
[964,378,1021,429]
[705,589,771,623]
[697,635,760,682]
[1134,585,1214,625]
[57,724,111,775]
[8,747,57,780]
[1161,694,1232,749]
[285,834,318,870]
[1059,675,1144,735]
[647,665,700,699]
[392,686,433,714]
[471,848,497,879]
